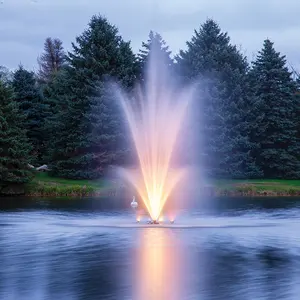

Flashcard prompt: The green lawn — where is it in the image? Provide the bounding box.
[215,179,300,186]
[32,172,107,188]
[25,173,300,197]
[25,172,116,197]
[213,179,300,195]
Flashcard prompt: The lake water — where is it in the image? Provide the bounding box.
[0,196,300,300]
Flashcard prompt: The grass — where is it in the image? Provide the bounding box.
[24,173,300,197]
[212,179,300,196]
[25,172,119,197]
[31,172,105,188]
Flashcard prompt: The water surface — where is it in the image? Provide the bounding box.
[0,196,300,300]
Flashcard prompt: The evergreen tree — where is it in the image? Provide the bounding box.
[49,15,137,179]
[0,65,12,84]
[137,31,174,80]
[249,39,300,178]
[12,65,47,163]
[0,81,33,193]
[40,67,72,163]
[37,37,66,83]
[295,79,300,153]
[177,19,262,178]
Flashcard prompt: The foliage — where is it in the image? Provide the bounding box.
[12,65,47,163]
[49,15,137,179]
[177,19,262,179]
[249,39,300,178]
[37,37,66,83]
[1,15,300,185]
[0,66,12,84]
[0,81,33,189]
[137,30,174,81]
[39,67,72,162]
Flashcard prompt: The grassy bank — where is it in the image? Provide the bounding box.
[25,173,118,197]
[213,179,300,196]
[24,173,300,197]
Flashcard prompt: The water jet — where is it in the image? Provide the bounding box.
[116,45,196,224]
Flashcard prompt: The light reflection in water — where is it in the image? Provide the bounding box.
[133,229,188,300]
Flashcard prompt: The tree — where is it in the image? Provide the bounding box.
[49,15,137,179]
[0,65,12,84]
[37,37,66,82]
[177,19,262,178]
[40,67,72,162]
[0,81,33,193]
[12,65,47,163]
[137,31,174,80]
[249,39,300,178]
[295,78,300,155]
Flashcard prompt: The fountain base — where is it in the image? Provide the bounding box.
[147,220,160,225]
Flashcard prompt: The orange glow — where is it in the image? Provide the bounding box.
[134,229,183,300]
[121,167,185,221]
[117,53,195,220]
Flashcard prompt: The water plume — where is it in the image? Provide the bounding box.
[116,45,196,221]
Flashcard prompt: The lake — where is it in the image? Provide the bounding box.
[0,196,300,300]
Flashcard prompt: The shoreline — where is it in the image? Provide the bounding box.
[22,190,300,198]
[3,190,300,198]
[22,186,300,197]
[1,173,300,197]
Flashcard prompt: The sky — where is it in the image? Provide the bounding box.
[1,0,300,73]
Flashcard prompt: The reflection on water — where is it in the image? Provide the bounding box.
[201,245,300,300]
[134,229,189,300]
[0,196,300,299]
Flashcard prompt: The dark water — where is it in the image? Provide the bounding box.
[0,196,300,300]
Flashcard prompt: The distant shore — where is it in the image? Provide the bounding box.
[23,173,116,197]
[23,175,300,197]
[2,173,300,197]
[211,179,300,197]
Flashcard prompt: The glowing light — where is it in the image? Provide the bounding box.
[117,46,195,221]
[134,230,183,299]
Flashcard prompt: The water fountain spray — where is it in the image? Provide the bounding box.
[116,44,196,224]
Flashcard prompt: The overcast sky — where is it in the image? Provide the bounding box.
[1,0,300,72]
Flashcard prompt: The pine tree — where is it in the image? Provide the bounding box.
[12,65,47,163]
[49,15,137,179]
[37,37,66,83]
[0,65,12,84]
[0,81,33,193]
[295,78,300,155]
[249,39,300,178]
[177,19,262,178]
[40,66,72,163]
[137,31,174,80]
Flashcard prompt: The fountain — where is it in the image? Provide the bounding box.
[115,45,196,224]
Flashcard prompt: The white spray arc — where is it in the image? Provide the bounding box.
[116,45,196,222]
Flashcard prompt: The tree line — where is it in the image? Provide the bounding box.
[1,15,300,191]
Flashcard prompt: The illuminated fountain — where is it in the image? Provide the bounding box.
[116,45,196,224]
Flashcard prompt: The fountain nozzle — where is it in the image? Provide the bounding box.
[147,219,159,225]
